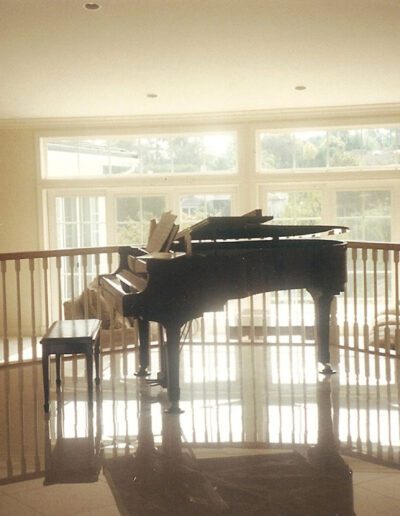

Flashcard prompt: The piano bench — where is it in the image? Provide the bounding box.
[40,319,102,413]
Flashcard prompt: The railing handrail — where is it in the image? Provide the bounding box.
[347,240,400,251]
[0,240,400,262]
[0,245,122,261]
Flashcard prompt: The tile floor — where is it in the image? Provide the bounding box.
[0,343,399,515]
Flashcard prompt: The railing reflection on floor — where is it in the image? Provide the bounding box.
[0,342,399,486]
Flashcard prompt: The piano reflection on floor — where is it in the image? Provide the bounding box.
[101,210,347,412]
[103,377,354,516]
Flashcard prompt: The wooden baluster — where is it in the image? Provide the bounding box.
[5,369,13,476]
[1,261,9,364]
[300,289,308,444]
[275,290,283,446]
[249,294,255,343]
[95,253,101,318]
[345,369,352,451]
[376,373,383,461]
[109,298,115,351]
[18,368,26,474]
[225,302,233,443]
[371,249,382,459]
[122,373,130,455]
[55,256,63,320]
[355,365,362,453]
[383,249,393,461]
[262,292,267,345]
[68,255,78,378]
[394,250,400,464]
[42,257,49,330]
[82,254,89,319]
[29,258,37,360]
[394,250,400,355]
[288,289,295,445]
[237,298,244,443]
[200,315,208,443]
[362,248,369,376]
[343,281,350,375]
[372,249,380,380]
[31,364,41,473]
[69,255,75,319]
[212,310,220,442]
[188,316,196,442]
[383,249,391,382]
[262,292,270,445]
[352,248,360,375]
[329,296,340,373]
[15,259,23,362]
[250,297,257,443]
[107,251,113,273]
[351,248,362,453]
[121,312,127,354]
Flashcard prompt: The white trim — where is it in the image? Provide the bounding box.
[4,102,400,129]
[38,116,400,247]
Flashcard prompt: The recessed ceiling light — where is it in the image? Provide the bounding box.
[147,93,158,98]
[295,85,307,91]
[83,3,101,10]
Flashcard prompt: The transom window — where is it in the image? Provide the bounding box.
[43,132,237,178]
[258,127,400,171]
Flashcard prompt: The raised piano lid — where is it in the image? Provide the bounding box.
[176,215,348,241]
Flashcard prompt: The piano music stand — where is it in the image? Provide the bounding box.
[40,319,101,412]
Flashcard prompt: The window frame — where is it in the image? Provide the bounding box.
[41,130,239,180]
[255,124,400,175]
[38,120,400,251]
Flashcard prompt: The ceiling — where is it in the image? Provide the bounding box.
[1,0,400,120]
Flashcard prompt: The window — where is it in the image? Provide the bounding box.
[266,191,322,225]
[258,127,400,171]
[54,196,106,299]
[55,196,106,248]
[41,123,400,256]
[336,191,391,241]
[43,132,237,178]
[115,196,166,245]
[179,194,232,229]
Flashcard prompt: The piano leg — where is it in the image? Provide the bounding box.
[135,318,150,377]
[165,323,183,414]
[308,289,336,374]
[157,324,168,388]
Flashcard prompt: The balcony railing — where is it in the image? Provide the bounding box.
[0,241,399,365]
[1,241,400,483]
[0,246,122,363]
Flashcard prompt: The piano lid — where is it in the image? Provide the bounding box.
[176,214,348,241]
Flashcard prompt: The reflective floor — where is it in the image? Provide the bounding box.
[0,342,400,515]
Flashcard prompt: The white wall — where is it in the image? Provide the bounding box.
[0,127,39,252]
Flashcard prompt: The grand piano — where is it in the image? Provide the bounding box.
[100,211,347,412]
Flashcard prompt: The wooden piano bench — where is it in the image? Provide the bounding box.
[40,319,102,413]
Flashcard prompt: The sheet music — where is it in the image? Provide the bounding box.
[146,212,177,253]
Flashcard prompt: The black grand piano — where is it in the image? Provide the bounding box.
[100,211,347,413]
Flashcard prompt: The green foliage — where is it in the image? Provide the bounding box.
[117,220,143,245]
[261,128,400,170]
[276,191,322,222]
